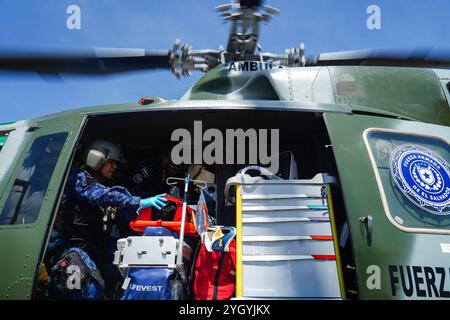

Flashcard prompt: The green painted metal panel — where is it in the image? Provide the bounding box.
[328,66,450,126]
[324,113,450,300]
[0,115,86,299]
[187,63,251,100]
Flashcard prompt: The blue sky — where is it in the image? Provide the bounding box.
[0,0,450,122]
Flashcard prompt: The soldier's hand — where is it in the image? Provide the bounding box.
[139,193,168,211]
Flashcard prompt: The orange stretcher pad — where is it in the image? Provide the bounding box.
[129,195,199,237]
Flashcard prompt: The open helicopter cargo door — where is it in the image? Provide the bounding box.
[225,171,345,299]
[324,113,450,300]
[0,115,86,299]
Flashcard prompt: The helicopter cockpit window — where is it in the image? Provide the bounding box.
[0,132,68,225]
[446,82,450,105]
[365,130,450,233]
[0,131,9,153]
[0,135,6,153]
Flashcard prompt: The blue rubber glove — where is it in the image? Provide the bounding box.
[139,193,168,211]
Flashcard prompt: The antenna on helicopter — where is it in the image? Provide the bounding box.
[285,43,307,67]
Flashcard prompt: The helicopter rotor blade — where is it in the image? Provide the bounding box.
[306,48,450,69]
[0,47,171,74]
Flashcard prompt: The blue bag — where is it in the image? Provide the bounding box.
[49,247,105,300]
[121,268,178,300]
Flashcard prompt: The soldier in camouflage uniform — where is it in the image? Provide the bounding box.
[47,140,168,299]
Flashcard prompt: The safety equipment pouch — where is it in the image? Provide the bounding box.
[49,247,104,300]
[192,239,236,300]
[121,268,179,300]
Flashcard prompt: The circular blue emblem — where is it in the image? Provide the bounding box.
[132,173,144,184]
[390,145,450,215]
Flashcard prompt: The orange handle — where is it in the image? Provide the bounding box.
[130,220,199,237]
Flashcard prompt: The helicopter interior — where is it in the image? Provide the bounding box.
[77,109,337,222]
[40,108,357,299]
[2,0,450,302]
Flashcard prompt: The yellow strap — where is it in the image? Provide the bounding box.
[236,184,243,297]
[327,185,346,299]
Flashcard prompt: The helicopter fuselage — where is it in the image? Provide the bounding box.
[0,64,449,300]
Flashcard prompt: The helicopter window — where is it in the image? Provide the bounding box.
[365,130,450,234]
[446,82,450,104]
[0,132,68,225]
[0,131,10,154]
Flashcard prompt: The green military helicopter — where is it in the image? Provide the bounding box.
[1,0,450,300]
